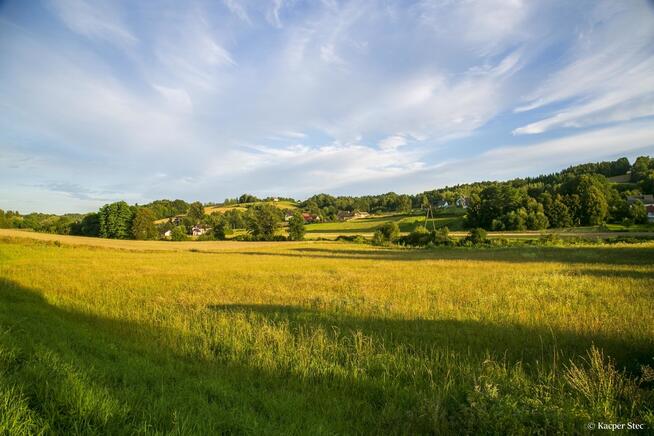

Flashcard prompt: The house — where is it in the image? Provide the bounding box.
[284,211,294,221]
[647,205,654,223]
[627,194,654,205]
[353,211,369,219]
[191,225,210,236]
[455,197,469,208]
[337,211,355,221]
[435,200,449,209]
[164,230,172,237]
[301,213,320,223]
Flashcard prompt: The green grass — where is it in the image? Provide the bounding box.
[0,233,653,433]
[305,208,466,234]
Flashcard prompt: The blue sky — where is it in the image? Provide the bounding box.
[1,0,654,214]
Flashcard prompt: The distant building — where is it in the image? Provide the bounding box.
[435,200,449,209]
[647,205,654,223]
[164,230,172,237]
[455,197,469,208]
[353,211,370,219]
[301,213,320,223]
[191,225,210,236]
[627,194,654,205]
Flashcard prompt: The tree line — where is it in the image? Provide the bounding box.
[2,155,653,238]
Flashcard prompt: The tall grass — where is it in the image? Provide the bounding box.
[0,233,653,433]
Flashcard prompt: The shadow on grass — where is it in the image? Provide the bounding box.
[1,278,652,433]
[0,279,415,434]
[231,245,654,266]
[207,304,654,374]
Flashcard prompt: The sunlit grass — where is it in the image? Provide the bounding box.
[0,231,653,433]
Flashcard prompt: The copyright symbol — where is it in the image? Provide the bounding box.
[587,422,596,430]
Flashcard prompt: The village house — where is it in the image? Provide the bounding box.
[627,194,654,205]
[435,200,449,209]
[164,229,172,237]
[647,204,654,223]
[191,225,210,236]
[455,197,469,208]
[301,212,320,223]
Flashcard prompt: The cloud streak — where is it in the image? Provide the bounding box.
[0,0,653,213]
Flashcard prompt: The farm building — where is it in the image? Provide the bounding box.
[647,204,654,223]
[301,213,320,223]
[435,200,449,208]
[191,225,210,236]
[455,197,469,208]
[627,194,654,205]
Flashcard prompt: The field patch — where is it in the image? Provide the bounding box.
[0,233,653,433]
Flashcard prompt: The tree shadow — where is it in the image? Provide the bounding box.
[0,279,411,434]
[230,245,654,266]
[207,304,653,374]
[1,278,652,434]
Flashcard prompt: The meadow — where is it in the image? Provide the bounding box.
[304,208,466,235]
[0,230,653,434]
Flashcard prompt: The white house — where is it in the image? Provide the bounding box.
[191,225,210,236]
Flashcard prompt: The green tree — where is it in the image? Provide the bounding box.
[465,228,487,245]
[188,201,205,223]
[398,195,412,213]
[631,156,651,182]
[171,225,188,241]
[578,179,608,225]
[98,201,134,239]
[640,171,654,194]
[206,213,228,240]
[245,204,280,240]
[547,198,572,228]
[131,208,158,240]
[287,212,306,241]
[373,221,400,245]
[76,213,100,236]
[629,201,647,224]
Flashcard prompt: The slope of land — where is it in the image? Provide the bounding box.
[1,231,653,433]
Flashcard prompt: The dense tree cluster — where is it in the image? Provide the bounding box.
[141,199,189,220]
[3,156,653,239]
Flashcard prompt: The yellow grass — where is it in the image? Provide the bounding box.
[1,230,653,433]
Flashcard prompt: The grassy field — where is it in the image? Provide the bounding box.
[205,200,298,215]
[305,209,466,235]
[1,231,653,434]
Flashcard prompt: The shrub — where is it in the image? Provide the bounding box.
[170,225,188,241]
[432,226,455,246]
[464,228,487,245]
[401,225,431,246]
[373,222,400,246]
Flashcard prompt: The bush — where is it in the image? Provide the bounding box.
[464,228,488,245]
[336,235,368,244]
[373,222,400,246]
[401,225,431,246]
[432,226,455,246]
[170,225,188,241]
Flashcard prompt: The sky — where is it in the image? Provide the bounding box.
[1,0,654,214]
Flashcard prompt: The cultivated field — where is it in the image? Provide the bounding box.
[1,231,653,434]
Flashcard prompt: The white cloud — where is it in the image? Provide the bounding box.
[223,0,251,23]
[266,0,286,28]
[378,135,407,151]
[513,2,654,134]
[47,0,136,48]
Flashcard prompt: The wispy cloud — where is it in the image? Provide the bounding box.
[513,2,654,135]
[1,0,653,213]
[47,0,137,48]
